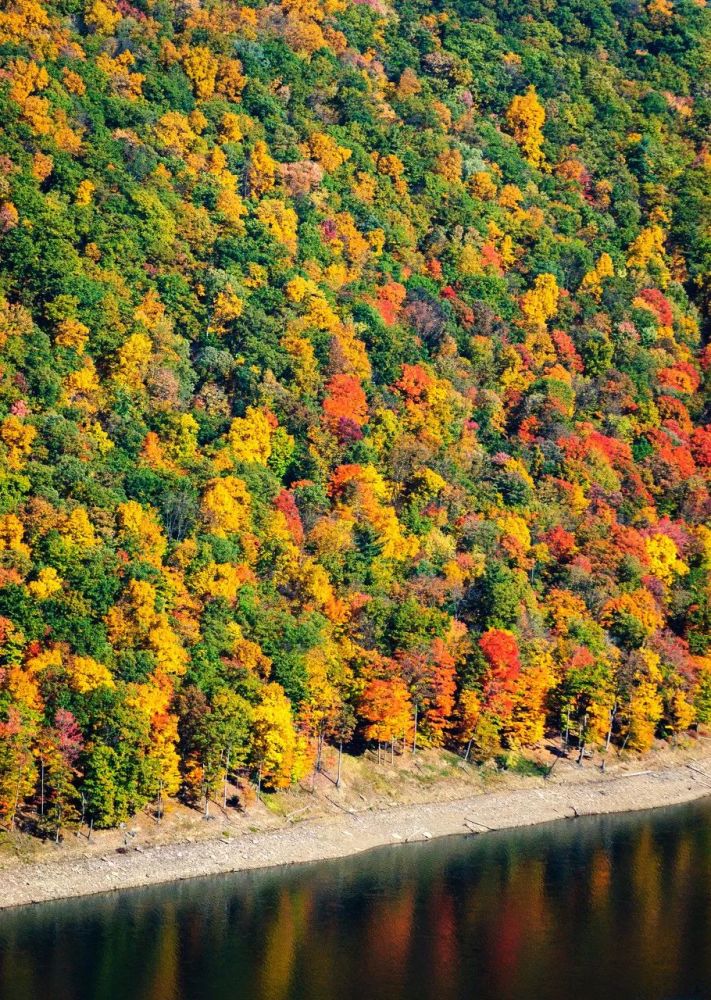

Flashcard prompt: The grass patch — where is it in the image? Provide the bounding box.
[495,752,551,778]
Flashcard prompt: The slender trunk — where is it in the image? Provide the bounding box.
[223,748,230,809]
[412,703,418,755]
[391,739,394,765]
[336,740,342,788]
[377,741,381,765]
[88,817,93,842]
[257,762,262,799]
[605,703,616,754]
[564,705,570,748]
[577,713,588,765]
[464,735,474,763]
[40,758,45,818]
[11,769,24,830]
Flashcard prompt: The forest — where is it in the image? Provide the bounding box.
[0,0,709,838]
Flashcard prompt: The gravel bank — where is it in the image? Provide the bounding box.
[3,758,711,910]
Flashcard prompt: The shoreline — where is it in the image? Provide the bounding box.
[3,756,711,911]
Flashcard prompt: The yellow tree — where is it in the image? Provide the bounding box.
[625,649,664,751]
[251,683,308,790]
[201,476,252,537]
[229,407,274,465]
[506,86,546,167]
[520,273,559,328]
[247,140,277,197]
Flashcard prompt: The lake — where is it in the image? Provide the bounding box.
[2,800,711,1000]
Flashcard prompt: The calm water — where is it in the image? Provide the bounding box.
[2,801,711,1000]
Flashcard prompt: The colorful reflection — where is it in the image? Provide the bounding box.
[2,801,711,1000]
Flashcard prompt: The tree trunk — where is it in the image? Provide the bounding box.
[40,757,45,818]
[577,713,588,765]
[11,772,23,830]
[412,703,418,755]
[223,748,230,809]
[464,735,474,763]
[605,704,616,754]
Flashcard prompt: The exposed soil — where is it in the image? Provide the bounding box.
[3,741,711,910]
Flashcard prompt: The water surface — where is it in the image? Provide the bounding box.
[2,800,711,1000]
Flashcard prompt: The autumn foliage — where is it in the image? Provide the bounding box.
[0,0,708,837]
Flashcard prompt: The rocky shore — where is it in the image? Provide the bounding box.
[3,755,711,910]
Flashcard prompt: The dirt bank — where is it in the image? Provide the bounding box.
[3,750,711,910]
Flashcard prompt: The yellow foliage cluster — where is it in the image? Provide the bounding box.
[248,141,277,197]
[626,649,664,751]
[117,500,167,567]
[211,287,244,334]
[497,512,531,553]
[602,589,665,637]
[62,67,86,95]
[27,567,62,600]
[281,331,320,395]
[201,476,252,537]
[31,151,53,182]
[70,655,115,693]
[154,111,202,156]
[579,252,614,300]
[645,533,688,584]
[506,86,546,167]
[627,225,669,285]
[220,112,245,144]
[7,57,82,150]
[115,332,152,391]
[251,683,309,789]
[216,58,247,101]
[55,317,90,352]
[95,50,144,100]
[62,506,97,548]
[228,622,272,677]
[75,180,95,206]
[0,513,30,557]
[302,132,352,172]
[0,0,68,60]
[0,415,36,469]
[229,407,273,465]
[84,0,120,33]
[436,147,463,183]
[181,45,218,99]
[469,171,498,200]
[332,465,418,563]
[255,199,298,255]
[192,562,253,603]
[520,273,560,328]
